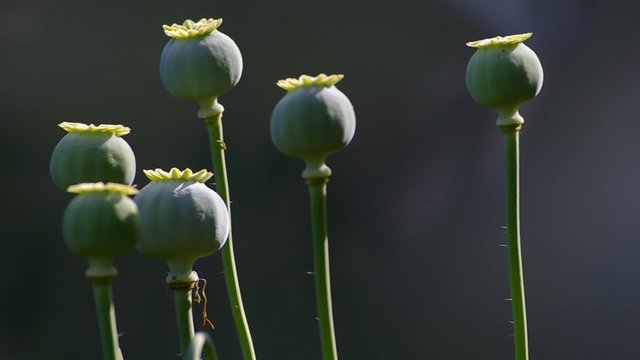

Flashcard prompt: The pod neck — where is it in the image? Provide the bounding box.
[496,107,524,131]
[302,157,332,181]
[198,97,225,119]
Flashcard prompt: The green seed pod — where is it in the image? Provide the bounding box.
[50,122,136,191]
[62,183,139,278]
[270,74,356,179]
[159,18,242,116]
[465,33,543,126]
[134,168,229,281]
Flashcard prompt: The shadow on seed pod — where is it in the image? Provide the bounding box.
[270,73,356,179]
[134,168,229,282]
[465,33,543,126]
[50,122,136,191]
[62,182,139,278]
[159,18,242,118]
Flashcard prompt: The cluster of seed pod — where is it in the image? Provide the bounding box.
[51,13,545,360]
[51,16,361,360]
[51,122,229,282]
[51,122,139,278]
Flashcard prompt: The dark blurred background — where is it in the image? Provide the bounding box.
[1,0,638,359]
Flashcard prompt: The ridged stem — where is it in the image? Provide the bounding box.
[500,125,529,360]
[172,284,196,359]
[204,110,256,360]
[306,177,338,360]
[90,278,123,360]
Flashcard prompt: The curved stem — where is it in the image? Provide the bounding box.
[307,178,338,360]
[172,285,196,359]
[90,278,123,360]
[501,126,529,360]
[186,332,219,360]
[204,111,256,360]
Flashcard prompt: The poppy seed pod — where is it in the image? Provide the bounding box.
[270,74,356,179]
[159,18,242,116]
[134,168,229,282]
[465,33,543,126]
[62,183,139,278]
[50,122,136,191]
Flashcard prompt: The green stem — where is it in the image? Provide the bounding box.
[501,126,529,360]
[307,178,338,360]
[90,279,123,360]
[172,285,196,359]
[204,111,256,360]
[186,332,219,360]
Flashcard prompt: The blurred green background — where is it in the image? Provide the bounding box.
[2,0,638,359]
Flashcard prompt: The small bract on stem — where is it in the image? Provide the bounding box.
[172,274,198,358]
[158,18,255,360]
[270,73,356,360]
[465,33,544,360]
[307,176,337,360]
[203,111,257,358]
